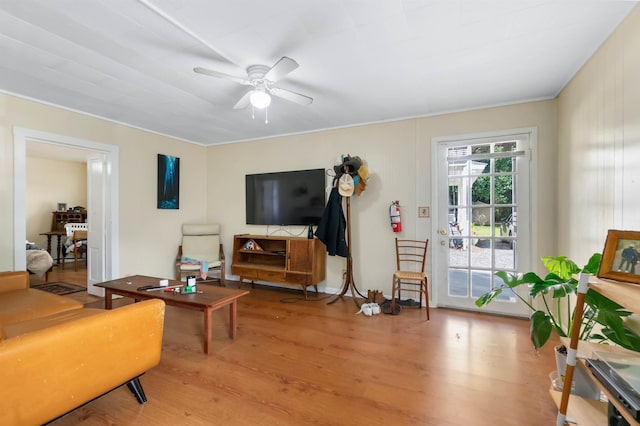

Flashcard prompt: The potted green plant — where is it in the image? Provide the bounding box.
[476,253,640,351]
[476,253,640,397]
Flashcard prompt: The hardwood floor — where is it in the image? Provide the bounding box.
[35,267,560,425]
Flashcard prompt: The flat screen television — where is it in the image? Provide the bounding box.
[246,168,326,226]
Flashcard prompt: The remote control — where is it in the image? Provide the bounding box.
[136,285,157,291]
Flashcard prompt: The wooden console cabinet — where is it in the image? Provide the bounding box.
[231,234,326,298]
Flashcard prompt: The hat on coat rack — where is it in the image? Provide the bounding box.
[354,164,369,196]
[333,155,362,177]
[338,174,354,197]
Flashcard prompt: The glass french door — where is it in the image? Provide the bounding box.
[434,131,533,316]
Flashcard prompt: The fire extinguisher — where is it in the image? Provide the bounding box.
[390,200,402,232]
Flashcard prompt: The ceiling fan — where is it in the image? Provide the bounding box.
[194,56,313,110]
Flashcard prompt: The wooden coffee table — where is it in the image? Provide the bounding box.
[95,275,249,354]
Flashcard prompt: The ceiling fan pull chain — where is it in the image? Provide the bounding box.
[251,104,255,120]
[265,107,269,124]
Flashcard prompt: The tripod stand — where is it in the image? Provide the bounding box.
[328,196,366,307]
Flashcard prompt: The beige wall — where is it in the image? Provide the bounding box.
[0,93,208,278]
[207,100,557,294]
[557,5,640,263]
[26,157,87,248]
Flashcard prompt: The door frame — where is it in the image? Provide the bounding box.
[430,127,538,313]
[13,127,119,292]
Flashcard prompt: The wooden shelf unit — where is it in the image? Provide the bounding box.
[50,210,87,232]
[553,276,640,425]
[231,234,326,298]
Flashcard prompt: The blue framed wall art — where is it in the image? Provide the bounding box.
[157,154,180,209]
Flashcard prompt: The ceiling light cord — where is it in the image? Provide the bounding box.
[249,87,270,124]
[250,104,269,124]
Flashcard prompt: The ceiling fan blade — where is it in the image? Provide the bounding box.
[233,90,253,109]
[270,87,313,106]
[194,67,251,85]
[264,57,299,82]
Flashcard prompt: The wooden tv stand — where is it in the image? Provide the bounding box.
[231,234,326,298]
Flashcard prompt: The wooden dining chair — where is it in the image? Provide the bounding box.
[391,238,430,319]
[72,230,88,272]
[62,223,87,271]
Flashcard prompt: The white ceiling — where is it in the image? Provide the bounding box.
[1,1,637,146]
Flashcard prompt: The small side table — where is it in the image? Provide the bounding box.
[40,231,66,265]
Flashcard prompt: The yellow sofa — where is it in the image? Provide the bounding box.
[0,271,83,336]
[0,271,166,425]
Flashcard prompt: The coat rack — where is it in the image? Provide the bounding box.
[328,196,366,307]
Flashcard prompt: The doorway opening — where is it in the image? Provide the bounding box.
[13,127,119,296]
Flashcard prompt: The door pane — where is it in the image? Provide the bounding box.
[495,156,514,173]
[449,245,468,267]
[471,270,492,298]
[471,144,490,155]
[471,239,492,268]
[449,269,469,297]
[471,159,490,175]
[495,175,513,204]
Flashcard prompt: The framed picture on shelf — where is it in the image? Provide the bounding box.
[57,203,67,212]
[598,229,640,284]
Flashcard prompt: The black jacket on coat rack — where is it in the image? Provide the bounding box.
[315,187,348,257]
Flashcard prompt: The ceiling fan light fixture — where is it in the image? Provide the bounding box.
[250,89,271,109]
